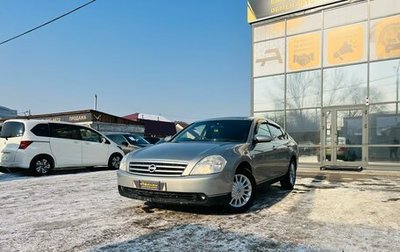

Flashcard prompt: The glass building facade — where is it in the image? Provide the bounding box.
[250,0,400,170]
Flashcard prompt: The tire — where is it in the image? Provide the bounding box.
[280,159,296,190]
[227,169,256,213]
[108,153,122,170]
[30,155,53,176]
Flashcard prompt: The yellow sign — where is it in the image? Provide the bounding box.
[374,15,400,60]
[327,24,364,65]
[288,32,320,71]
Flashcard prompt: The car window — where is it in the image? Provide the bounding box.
[268,124,285,140]
[31,123,50,137]
[107,134,126,145]
[80,128,102,143]
[173,120,252,143]
[255,123,272,138]
[49,123,81,140]
[176,124,206,141]
[125,135,150,145]
[0,122,25,138]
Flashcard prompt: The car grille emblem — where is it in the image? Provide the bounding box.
[148,164,157,173]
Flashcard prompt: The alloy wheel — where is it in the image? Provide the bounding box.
[111,155,121,169]
[229,174,253,208]
[35,158,51,175]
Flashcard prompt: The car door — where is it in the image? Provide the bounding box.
[80,127,109,166]
[49,123,82,167]
[250,122,279,183]
[267,123,291,176]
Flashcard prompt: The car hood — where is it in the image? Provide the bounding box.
[129,141,239,161]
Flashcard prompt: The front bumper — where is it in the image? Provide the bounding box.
[117,170,233,206]
[118,186,230,206]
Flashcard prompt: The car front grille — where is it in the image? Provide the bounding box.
[128,162,187,176]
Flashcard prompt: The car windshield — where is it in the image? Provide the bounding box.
[124,135,151,145]
[172,119,252,143]
[0,122,25,138]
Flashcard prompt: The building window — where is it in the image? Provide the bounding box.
[286,109,320,163]
[253,21,285,42]
[370,59,400,103]
[254,75,285,111]
[286,70,321,109]
[323,2,367,29]
[370,15,400,61]
[323,22,368,67]
[323,64,367,106]
[369,104,400,145]
[287,12,321,36]
[370,0,400,19]
[254,111,285,127]
[287,32,321,72]
[253,38,286,77]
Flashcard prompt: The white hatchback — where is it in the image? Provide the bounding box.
[0,119,124,175]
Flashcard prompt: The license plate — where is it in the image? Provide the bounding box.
[138,180,165,191]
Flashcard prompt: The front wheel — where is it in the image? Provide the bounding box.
[227,169,256,213]
[108,153,122,170]
[280,160,296,190]
[30,156,53,176]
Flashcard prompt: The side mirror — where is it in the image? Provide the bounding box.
[164,136,172,142]
[254,135,273,143]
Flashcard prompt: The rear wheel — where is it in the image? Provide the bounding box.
[228,169,255,212]
[108,153,122,170]
[280,160,296,190]
[30,156,53,176]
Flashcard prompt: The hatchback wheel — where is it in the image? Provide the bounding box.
[280,160,296,190]
[30,156,53,176]
[108,153,122,170]
[228,169,255,212]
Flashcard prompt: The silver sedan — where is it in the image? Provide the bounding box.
[117,117,298,212]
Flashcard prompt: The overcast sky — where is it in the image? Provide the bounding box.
[0,0,251,122]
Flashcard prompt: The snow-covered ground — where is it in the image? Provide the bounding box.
[1,168,399,252]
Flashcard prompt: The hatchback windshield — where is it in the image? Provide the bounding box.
[0,122,25,138]
[172,120,252,143]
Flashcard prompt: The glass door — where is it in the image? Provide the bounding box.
[321,106,367,166]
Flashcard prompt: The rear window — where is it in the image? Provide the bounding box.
[31,123,50,137]
[0,122,25,138]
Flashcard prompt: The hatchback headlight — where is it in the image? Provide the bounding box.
[190,155,227,175]
[119,155,129,171]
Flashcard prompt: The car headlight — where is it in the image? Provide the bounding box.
[190,155,227,175]
[119,155,129,171]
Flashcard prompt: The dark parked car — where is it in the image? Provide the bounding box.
[106,133,152,154]
[118,117,298,212]
[144,136,162,144]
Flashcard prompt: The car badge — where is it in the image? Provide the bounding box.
[148,164,157,173]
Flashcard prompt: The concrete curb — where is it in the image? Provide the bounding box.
[298,166,400,178]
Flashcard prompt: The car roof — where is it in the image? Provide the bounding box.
[195,116,254,122]
[194,117,279,126]
[4,119,90,128]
